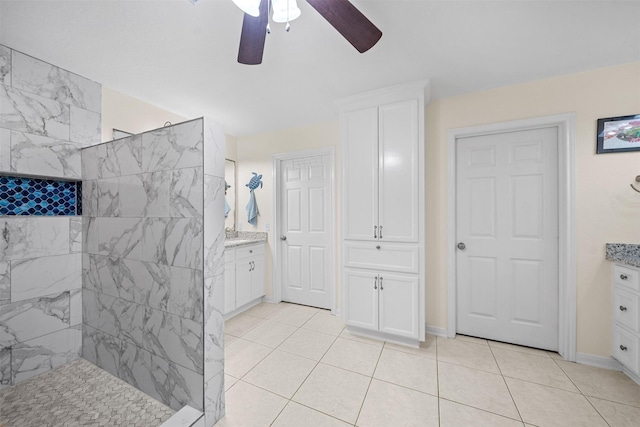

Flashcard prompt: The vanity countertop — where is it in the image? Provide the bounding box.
[605,243,640,268]
[224,231,268,249]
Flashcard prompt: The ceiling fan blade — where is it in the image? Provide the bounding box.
[238,0,269,65]
[306,0,382,53]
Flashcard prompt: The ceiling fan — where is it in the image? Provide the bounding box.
[235,0,383,65]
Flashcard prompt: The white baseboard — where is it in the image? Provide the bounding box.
[425,325,448,337]
[575,352,623,371]
[621,366,640,385]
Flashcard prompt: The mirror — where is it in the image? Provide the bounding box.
[225,159,236,230]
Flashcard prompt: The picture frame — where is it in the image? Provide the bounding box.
[596,114,640,154]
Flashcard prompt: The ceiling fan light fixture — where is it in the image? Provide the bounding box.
[272,0,301,23]
[233,0,261,17]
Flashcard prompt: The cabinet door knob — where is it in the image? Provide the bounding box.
[620,274,628,280]
[374,225,377,239]
[379,276,383,290]
[376,245,381,250]
[379,225,383,239]
[249,249,253,253]
[620,305,627,312]
[620,344,628,351]
[374,277,377,290]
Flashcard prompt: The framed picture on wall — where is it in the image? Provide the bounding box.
[596,114,640,153]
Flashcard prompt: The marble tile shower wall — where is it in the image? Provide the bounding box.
[81,118,222,414]
[203,120,226,427]
[0,45,101,390]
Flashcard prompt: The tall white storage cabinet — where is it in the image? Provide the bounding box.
[338,81,428,346]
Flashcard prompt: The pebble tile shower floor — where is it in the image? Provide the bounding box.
[0,358,174,427]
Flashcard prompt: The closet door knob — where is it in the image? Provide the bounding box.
[620,305,627,312]
[620,345,628,351]
[457,242,466,250]
[620,274,628,280]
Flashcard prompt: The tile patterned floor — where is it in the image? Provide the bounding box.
[217,302,640,427]
[0,358,174,427]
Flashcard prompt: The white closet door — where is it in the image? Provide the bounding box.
[456,127,559,350]
[378,100,419,243]
[343,107,379,242]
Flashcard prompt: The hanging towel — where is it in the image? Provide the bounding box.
[246,190,259,225]
[224,197,231,218]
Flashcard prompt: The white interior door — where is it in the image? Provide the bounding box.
[280,153,332,309]
[456,127,559,351]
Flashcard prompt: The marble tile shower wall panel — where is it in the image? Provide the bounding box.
[203,119,226,427]
[82,119,208,411]
[0,45,101,390]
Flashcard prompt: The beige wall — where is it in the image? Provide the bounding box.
[427,61,640,357]
[101,87,189,142]
[236,121,340,301]
[238,61,640,358]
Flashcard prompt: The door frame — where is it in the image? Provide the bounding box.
[272,146,336,313]
[446,113,576,361]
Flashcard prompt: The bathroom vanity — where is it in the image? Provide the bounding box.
[606,243,640,384]
[224,235,267,318]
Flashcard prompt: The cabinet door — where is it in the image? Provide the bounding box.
[224,261,236,314]
[251,256,265,300]
[378,100,419,243]
[344,268,378,331]
[378,272,419,339]
[235,260,252,308]
[343,107,379,242]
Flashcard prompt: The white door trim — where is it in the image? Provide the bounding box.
[273,146,336,314]
[446,113,576,361]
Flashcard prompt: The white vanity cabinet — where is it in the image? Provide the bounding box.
[338,81,427,345]
[224,242,265,316]
[611,263,640,381]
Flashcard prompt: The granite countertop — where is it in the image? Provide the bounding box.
[224,231,268,248]
[605,243,640,268]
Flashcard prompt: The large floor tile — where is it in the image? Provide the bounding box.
[224,374,238,391]
[225,313,265,337]
[302,310,345,336]
[243,349,316,398]
[272,401,351,427]
[224,338,272,378]
[278,328,337,361]
[436,336,500,373]
[215,381,287,427]
[340,329,384,348]
[224,334,237,347]
[438,361,520,420]
[293,363,370,424]
[356,379,439,427]
[243,302,290,319]
[321,337,382,376]
[492,348,578,392]
[241,320,297,348]
[455,334,489,346]
[439,399,524,427]
[588,396,640,427]
[506,377,607,427]
[383,334,437,359]
[270,304,319,327]
[373,348,438,396]
[488,340,550,357]
[556,360,640,407]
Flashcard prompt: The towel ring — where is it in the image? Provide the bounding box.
[631,176,640,194]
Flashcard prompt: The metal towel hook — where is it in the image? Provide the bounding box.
[631,176,640,194]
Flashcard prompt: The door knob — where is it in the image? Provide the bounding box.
[280,235,287,241]
[457,242,466,250]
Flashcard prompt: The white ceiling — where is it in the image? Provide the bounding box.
[1,0,639,137]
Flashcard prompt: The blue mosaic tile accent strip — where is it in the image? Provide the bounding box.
[0,176,82,216]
